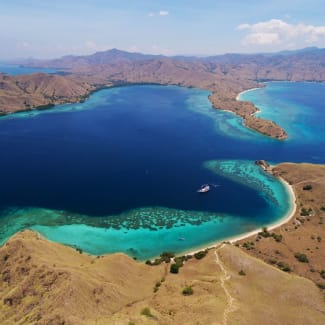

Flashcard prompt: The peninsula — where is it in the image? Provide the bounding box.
[2,47,325,139]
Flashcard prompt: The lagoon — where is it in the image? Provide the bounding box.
[0,83,324,259]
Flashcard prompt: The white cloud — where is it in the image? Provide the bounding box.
[16,41,31,49]
[243,32,280,45]
[148,10,169,17]
[159,11,169,16]
[151,44,174,55]
[237,19,325,48]
[85,40,98,51]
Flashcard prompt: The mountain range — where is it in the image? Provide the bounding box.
[1,47,325,139]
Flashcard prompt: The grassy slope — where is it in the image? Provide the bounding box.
[1,229,324,324]
[238,163,325,288]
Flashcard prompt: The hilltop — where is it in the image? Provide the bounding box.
[1,230,324,324]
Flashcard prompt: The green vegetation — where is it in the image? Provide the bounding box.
[170,263,180,274]
[320,270,325,279]
[242,241,255,250]
[238,270,246,276]
[294,252,309,263]
[146,251,175,266]
[141,307,154,318]
[276,261,291,272]
[320,206,325,211]
[153,277,166,293]
[193,250,208,260]
[303,184,313,190]
[182,286,194,295]
[300,207,312,216]
[272,233,283,242]
[258,227,271,238]
[317,283,325,290]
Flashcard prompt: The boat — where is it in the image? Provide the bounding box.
[197,184,210,193]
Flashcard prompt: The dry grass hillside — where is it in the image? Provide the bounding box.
[1,230,324,324]
[4,47,325,139]
[238,163,325,288]
[0,73,93,113]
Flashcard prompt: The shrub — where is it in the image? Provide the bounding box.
[276,261,291,272]
[282,265,291,272]
[170,263,180,274]
[194,250,208,260]
[300,207,312,216]
[238,270,246,276]
[303,184,312,190]
[294,253,309,263]
[272,233,283,242]
[321,206,325,211]
[182,286,194,295]
[259,227,271,238]
[317,283,325,290]
[145,252,175,266]
[243,241,254,250]
[174,256,185,267]
[160,252,175,263]
[76,247,83,254]
[268,258,277,265]
[141,307,153,318]
[320,270,325,279]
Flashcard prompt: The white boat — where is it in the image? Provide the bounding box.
[197,184,210,193]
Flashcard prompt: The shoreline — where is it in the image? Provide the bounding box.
[179,175,296,257]
[1,175,298,262]
[235,87,262,101]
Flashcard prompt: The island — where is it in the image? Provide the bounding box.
[2,47,325,139]
[1,48,325,324]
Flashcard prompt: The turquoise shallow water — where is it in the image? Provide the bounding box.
[0,159,291,260]
[0,82,323,259]
[240,82,325,144]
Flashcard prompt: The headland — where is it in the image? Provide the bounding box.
[2,47,325,139]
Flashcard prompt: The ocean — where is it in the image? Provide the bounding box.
[0,81,324,259]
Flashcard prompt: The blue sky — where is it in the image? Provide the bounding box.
[1,0,325,59]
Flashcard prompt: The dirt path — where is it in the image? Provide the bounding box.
[214,245,237,325]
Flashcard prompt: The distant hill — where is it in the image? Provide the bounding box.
[20,46,325,68]
[21,48,164,69]
[2,46,325,139]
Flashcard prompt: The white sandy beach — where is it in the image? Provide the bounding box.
[183,176,297,256]
[236,87,262,101]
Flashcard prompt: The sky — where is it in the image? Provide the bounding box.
[1,0,325,59]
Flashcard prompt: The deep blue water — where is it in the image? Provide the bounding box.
[0,63,57,75]
[0,82,323,259]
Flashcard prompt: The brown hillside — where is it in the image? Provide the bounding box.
[1,230,325,324]
[0,73,93,113]
[238,163,325,287]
